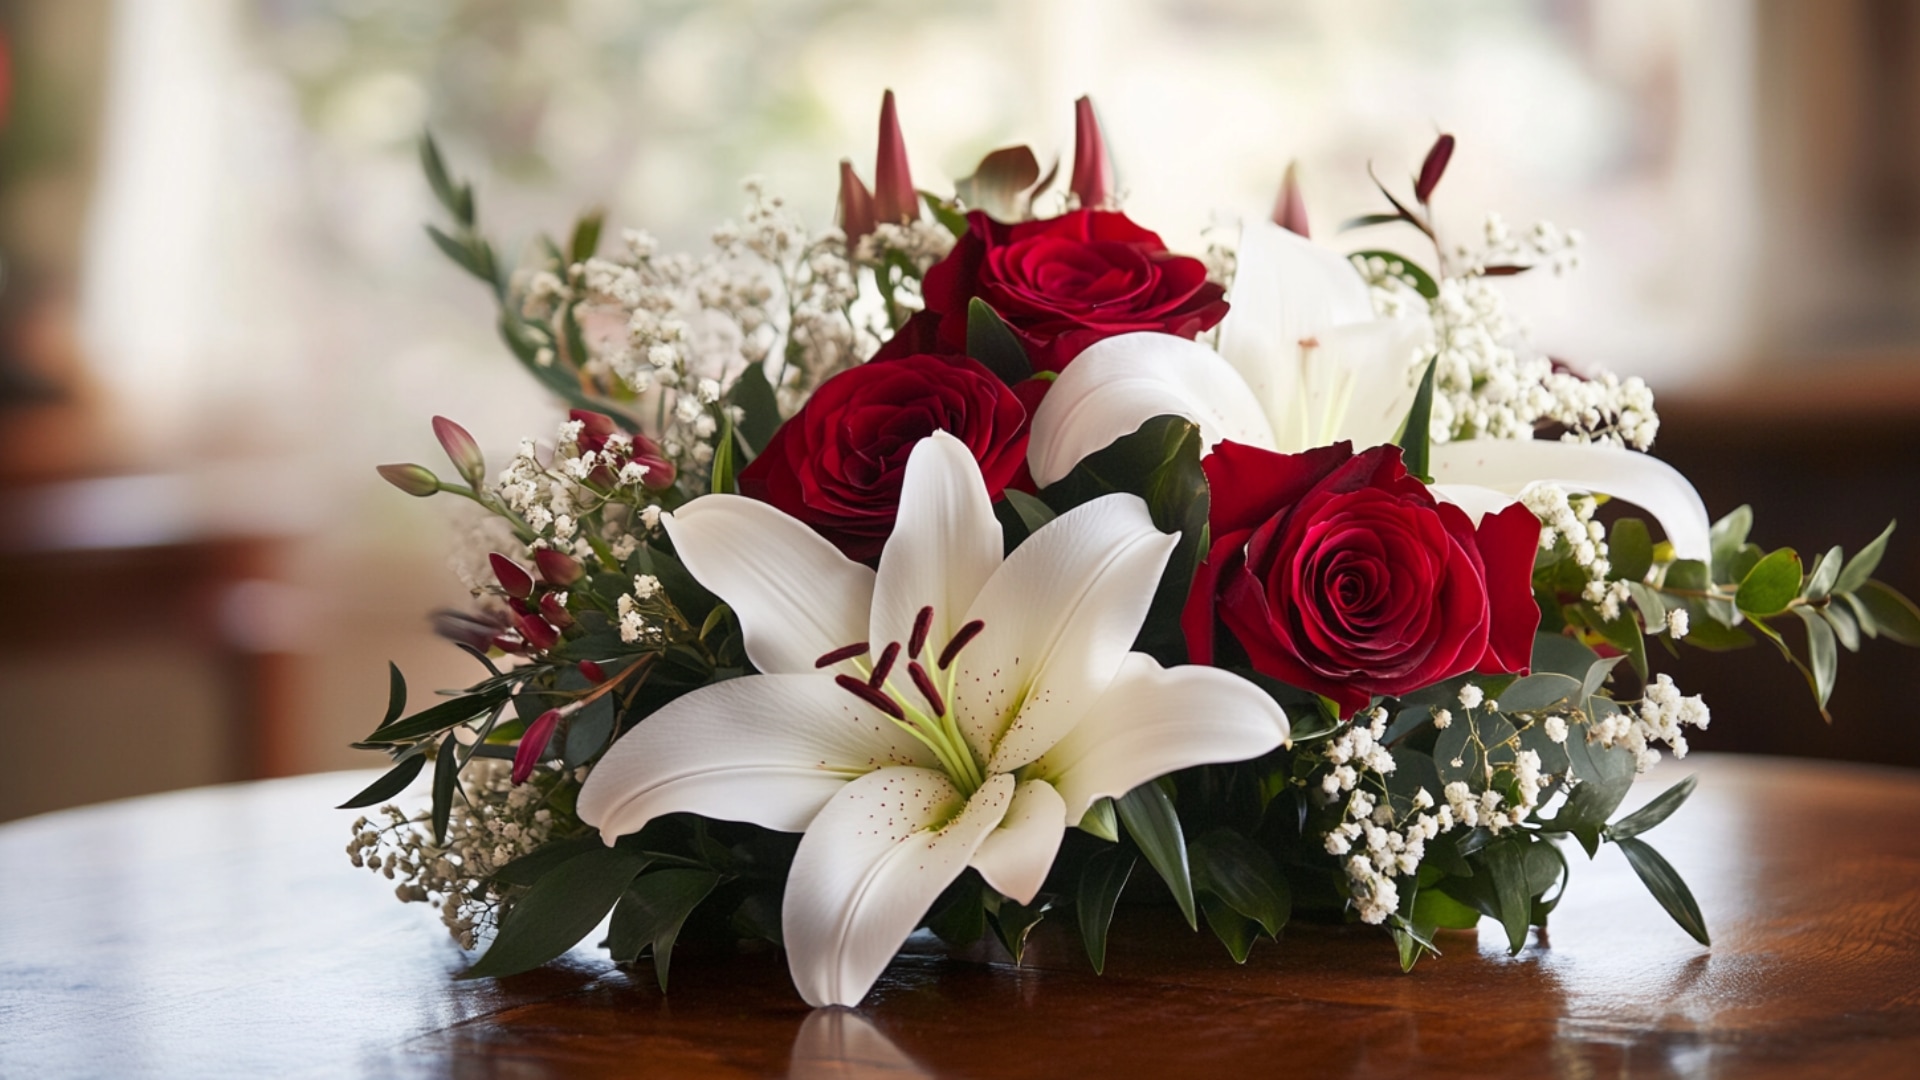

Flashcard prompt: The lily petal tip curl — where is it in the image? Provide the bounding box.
[1272,161,1309,238]
[838,159,876,250]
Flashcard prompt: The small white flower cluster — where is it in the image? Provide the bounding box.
[719,182,867,404]
[1201,222,1238,291]
[1521,483,1630,615]
[1316,709,1441,925]
[617,573,666,645]
[855,219,957,277]
[1451,213,1582,277]
[491,422,665,561]
[346,757,561,949]
[1591,673,1711,771]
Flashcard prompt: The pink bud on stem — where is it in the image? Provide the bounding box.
[873,90,919,225]
[1069,96,1115,211]
[376,463,439,497]
[534,548,583,587]
[1272,161,1310,238]
[431,416,485,486]
[511,709,562,785]
[538,592,575,630]
[838,159,876,252]
[489,553,535,600]
[512,610,560,652]
[1414,133,1455,204]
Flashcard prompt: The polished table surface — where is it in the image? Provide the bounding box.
[4,754,1919,1078]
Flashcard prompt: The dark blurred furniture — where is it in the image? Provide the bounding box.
[3,755,1918,1077]
[1656,367,1920,766]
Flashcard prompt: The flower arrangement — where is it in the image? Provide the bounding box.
[344,93,1920,1008]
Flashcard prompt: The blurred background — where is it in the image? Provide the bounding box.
[3,0,1917,822]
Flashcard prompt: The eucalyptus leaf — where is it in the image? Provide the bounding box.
[1794,606,1838,709]
[1606,774,1696,841]
[1075,848,1136,975]
[1854,580,1920,646]
[1531,632,1601,681]
[1803,545,1844,602]
[1821,602,1861,652]
[1735,548,1802,618]
[1614,837,1710,945]
[1349,250,1439,299]
[1117,782,1196,930]
[1609,518,1654,584]
[1494,673,1583,714]
[1709,505,1753,583]
[463,847,650,979]
[1834,521,1895,596]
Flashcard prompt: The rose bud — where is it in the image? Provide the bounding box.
[538,592,575,630]
[1069,95,1115,211]
[839,159,876,252]
[376,463,439,497]
[1414,132,1455,204]
[1272,161,1310,238]
[873,89,919,225]
[431,416,485,486]
[534,547,583,587]
[511,610,560,652]
[489,553,535,600]
[578,660,607,684]
[511,708,562,785]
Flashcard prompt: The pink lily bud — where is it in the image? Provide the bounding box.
[432,608,505,650]
[1272,161,1310,238]
[1414,133,1455,204]
[538,592,575,630]
[873,90,919,224]
[569,409,620,454]
[633,451,677,491]
[534,547,583,586]
[511,610,560,652]
[578,660,607,684]
[511,708,562,785]
[489,553,534,600]
[1069,96,1115,211]
[838,159,876,252]
[431,416,485,486]
[376,463,439,497]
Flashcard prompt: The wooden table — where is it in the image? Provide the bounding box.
[4,754,1918,1078]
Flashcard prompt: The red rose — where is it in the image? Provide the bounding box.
[876,209,1228,374]
[738,354,1028,561]
[1183,441,1540,717]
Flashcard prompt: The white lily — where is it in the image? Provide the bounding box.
[1029,220,1713,560]
[577,431,1288,1007]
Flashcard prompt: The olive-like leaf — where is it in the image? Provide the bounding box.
[1614,836,1710,946]
[1075,847,1136,975]
[1117,782,1196,930]
[1606,774,1696,841]
[462,847,651,979]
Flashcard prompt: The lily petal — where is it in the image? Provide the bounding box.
[1031,654,1290,822]
[663,495,876,675]
[969,779,1067,904]
[1216,220,1375,427]
[1296,318,1430,452]
[1430,438,1712,562]
[1430,483,1523,524]
[1029,333,1276,489]
[577,674,935,840]
[871,432,1003,665]
[954,494,1177,774]
[784,769,1014,1007]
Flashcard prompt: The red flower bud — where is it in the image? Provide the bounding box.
[534,547,583,586]
[1069,96,1115,211]
[1272,161,1310,238]
[431,416,485,486]
[538,592,575,630]
[578,660,607,684]
[489,553,534,600]
[1414,133,1455,204]
[432,608,505,650]
[511,709,562,785]
[838,159,876,252]
[511,610,560,652]
[873,90,919,225]
[376,463,439,497]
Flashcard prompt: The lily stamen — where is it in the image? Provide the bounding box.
[868,641,901,689]
[908,606,934,657]
[815,642,869,668]
[834,674,904,720]
[938,619,985,670]
[907,660,945,716]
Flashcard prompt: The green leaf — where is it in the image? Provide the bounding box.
[1117,782,1196,930]
[1664,558,1711,593]
[1609,518,1654,584]
[1411,882,1481,930]
[1200,894,1259,963]
[1481,840,1532,954]
[382,662,408,729]
[567,209,604,265]
[430,735,460,846]
[561,696,616,768]
[965,298,1033,384]
[463,847,651,979]
[1613,837,1710,946]
[363,685,510,746]
[1493,672,1583,714]
[1558,737,1636,856]
[1854,580,1920,646]
[921,190,969,238]
[1822,602,1861,652]
[1394,356,1439,482]
[707,408,737,495]
[1834,521,1895,596]
[1341,212,1410,231]
[924,872,987,948]
[1794,607,1838,709]
[1003,489,1056,534]
[1349,249,1438,299]
[1578,601,1647,681]
[337,751,427,810]
[729,363,783,455]
[1075,847,1136,975]
[419,132,473,225]
[425,224,495,285]
[490,834,607,887]
[989,897,1051,964]
[1606,774,1696,841]
[1735,548,1802,618]
[605,868,721,991]
[1531,632,1601,680]
[1674,600,1754,650]
[1077,797,1119,843]
[1803,545,1844,602]
[1188,829,1290,936]
[1708,505,1753,583]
